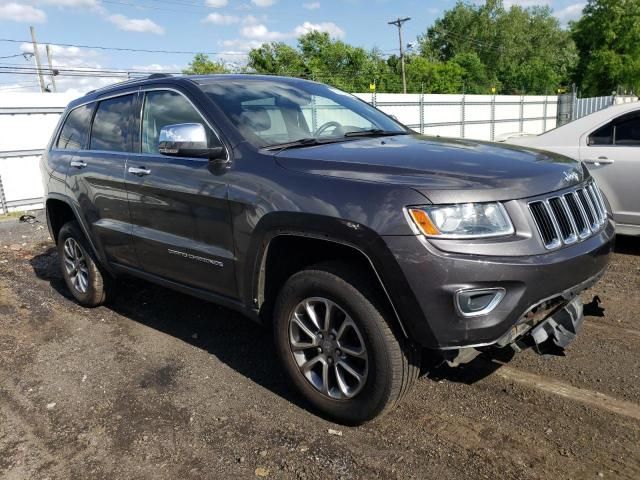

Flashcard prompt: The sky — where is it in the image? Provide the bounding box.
[0,0,587,94]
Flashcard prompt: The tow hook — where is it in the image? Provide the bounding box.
[529,297,584,355]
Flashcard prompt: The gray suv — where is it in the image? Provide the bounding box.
[41,74,614,424]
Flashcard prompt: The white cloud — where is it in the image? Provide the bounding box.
[555,2,586,22]
[41,0,101,7]
[204,12,240,25]
[205,0,228,6]
[108,14,165,34]
[294,21,344,38]
[303,2,320,9]
[0,3,46,23]
[504,0,550,7]
[240,20,345,41]
[57,76,125,96]
[18,41,119,94]
[251,0,276,7]
[243,14,265,24]
[221,38,264,52]
[20,43,101,69]
[240,23,287,41]
[15,41,186,94]
[0,83,39,93]
[130,63,183,73]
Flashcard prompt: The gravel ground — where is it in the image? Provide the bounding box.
[0,212,639,480]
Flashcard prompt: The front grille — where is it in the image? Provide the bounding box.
[528,180,608,249]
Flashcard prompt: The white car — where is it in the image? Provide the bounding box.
[504,102,640,236]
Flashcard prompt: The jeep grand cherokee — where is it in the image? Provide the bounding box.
[41,74,614,424]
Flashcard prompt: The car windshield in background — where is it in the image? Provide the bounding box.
[199,79,407,148]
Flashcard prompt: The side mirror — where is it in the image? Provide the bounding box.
[158,123,226,162]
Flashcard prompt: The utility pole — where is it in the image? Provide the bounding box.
[45,44,57,92]
[388,17,411,94]
[30,26,46,93]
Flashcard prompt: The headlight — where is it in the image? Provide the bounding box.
[407,202,514,238]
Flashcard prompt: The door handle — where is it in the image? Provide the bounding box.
[128,166,151,176]
[70,160,87,169]
[583,156,614,165]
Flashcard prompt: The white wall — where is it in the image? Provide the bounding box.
[0,92,75,212]
[353,93,559,140]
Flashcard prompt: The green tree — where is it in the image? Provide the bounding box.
[450,52,495,93]
[183,54,228,75]
[248,32,388,92]
[403,56,465,93]
[572,0,640,96]
[248,42,306,76]
[419,0,577,94]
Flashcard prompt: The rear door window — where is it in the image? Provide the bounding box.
[90,94,135,152]
[57,104,93,150]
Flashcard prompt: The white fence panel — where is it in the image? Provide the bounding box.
[360,93,559,141]
[573,95,638,120]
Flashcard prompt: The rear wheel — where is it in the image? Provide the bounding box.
[58,221,111,307]
[273,262,419,424]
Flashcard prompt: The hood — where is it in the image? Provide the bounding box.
[275,134,587,204]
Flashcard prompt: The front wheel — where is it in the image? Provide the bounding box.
[273,262,419,424]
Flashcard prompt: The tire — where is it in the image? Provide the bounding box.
[57,220,111,307]
[273,262,419,424]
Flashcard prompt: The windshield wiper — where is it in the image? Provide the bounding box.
[343,129,409,138]
[264,137,322,153]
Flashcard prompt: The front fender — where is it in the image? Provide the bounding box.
[241,212,437,345]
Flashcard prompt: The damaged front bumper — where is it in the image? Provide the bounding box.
[444,271,600,367]
[529,297,583,352]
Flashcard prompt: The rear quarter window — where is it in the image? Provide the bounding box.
[588,123,613,146]
[56,104,93,150]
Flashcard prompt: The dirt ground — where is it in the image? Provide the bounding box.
[0,212,639,480]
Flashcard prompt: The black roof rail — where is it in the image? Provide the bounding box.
[147,73,173,79]
[85,73,174,96]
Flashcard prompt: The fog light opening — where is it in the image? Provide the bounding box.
[455,288,506,318]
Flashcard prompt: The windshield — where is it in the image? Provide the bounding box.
[199,79,407,148]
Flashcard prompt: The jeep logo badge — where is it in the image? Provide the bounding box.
[563,170,580,183]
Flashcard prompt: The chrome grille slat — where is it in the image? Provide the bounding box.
[577,188,597,229]
[592,182,608,216]
[548,197,577,244]
[565,192,589,237]
[573,191,593,237]
[587,184,605,223]
[529,181,607,250]
[529,201,560,248]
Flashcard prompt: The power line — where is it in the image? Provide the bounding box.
[0,63,408,77]
[0,65,180,76]
[0,38,248,56]
[0,53,32,60]
[101,0,216,14]
[0,81,39,86]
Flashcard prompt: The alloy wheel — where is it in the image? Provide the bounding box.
[62,237,89,294]
[288,297,369,399]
